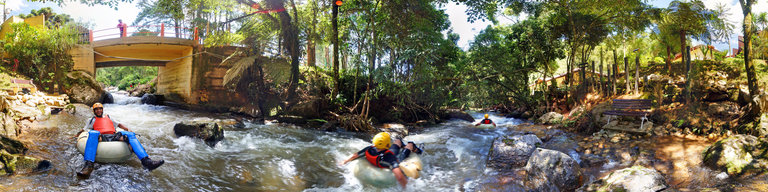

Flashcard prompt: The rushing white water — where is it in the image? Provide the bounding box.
[1,96,528,192]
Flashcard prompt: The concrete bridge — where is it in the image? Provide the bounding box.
[71,25,210,103]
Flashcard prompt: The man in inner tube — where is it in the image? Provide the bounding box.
[474,113,497,128]
[76,103,165,178]
[339,132,422,189]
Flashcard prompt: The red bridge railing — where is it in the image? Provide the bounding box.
[86,24,201,45]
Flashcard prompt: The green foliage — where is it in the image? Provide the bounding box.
[2,22,78,92]
[95,66,158,90]
[18,7,74,28]
[465,17,563,108]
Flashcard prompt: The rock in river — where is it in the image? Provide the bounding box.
[174,120,225,147]
[486,134,542,169]
[524,148,582,192]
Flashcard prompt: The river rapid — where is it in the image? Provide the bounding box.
[1,94,530,191]
[2,94,763,191]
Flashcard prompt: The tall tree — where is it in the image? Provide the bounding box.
[739,0,760,119]
[667,0,710,65]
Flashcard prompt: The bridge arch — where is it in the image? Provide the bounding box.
[71,25,201,102]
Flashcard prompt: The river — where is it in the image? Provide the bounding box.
[2,94,764,191]
[0,94,530,191]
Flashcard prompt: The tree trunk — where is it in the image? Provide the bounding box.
[591,61,595,92]
[624,56,629,94]
[665,45,672,72]
[307,38,315,67]
[266,0,300,102]
[600,51,604,95]
[331,2,340,98]
[364,1,379,118]
[306,2,317,67]
[685,46,692,104]
[612,49,618,96]
[679,30,687,67]
[635,55,639,95]
[741,1,760,118]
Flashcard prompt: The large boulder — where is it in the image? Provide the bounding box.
[703,80,729,102]
[755,93,768,113]
[486,134,542,169]
[537,112,563,125]
[1,113,18,137]
[284,99,327,119]
[540,135,580,162]
[129,78,156,97]
[141,94,163,105]
[759,113,768,138]
[707,102,740,120]
[380,123,408,139]
[703,134,768,176]
[10,104,42,121]
[173,120,225,147]
[440,109,474,122]
[63,71,103,105]
[524,148,582,192]
[0,135,27,154]
[276,115,307,125]
[100,92,114,104]
[0,150,52,175]
[581,166,667,192]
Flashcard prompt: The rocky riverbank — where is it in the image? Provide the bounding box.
[0,90,69,176]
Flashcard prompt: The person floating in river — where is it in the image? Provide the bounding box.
[76,103,165,178]
[339,132,422,189]
[475,113,496,128]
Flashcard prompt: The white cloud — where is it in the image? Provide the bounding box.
[60,1,140,31]
[444,3,518,50]
[5,0,23,10]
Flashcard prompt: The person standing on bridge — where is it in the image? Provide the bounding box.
[117,19,127,37]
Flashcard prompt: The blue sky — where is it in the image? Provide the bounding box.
[4,0,765,54]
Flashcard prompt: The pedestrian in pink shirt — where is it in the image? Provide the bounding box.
[117,19,127,37]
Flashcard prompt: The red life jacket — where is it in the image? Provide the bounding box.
[364,147,395,168]
[481,119,492,124]
[93,115,116,134]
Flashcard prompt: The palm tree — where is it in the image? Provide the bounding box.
[649,7,681,70]
[756,12,767,31]
[667,0,710,64]
[711,3,735,57]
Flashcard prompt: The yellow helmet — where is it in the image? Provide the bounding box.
[92,103,104,109]
[372,132,391,150]
[484,114,489,119]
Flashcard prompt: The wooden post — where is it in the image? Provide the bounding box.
[161,23,165,38]
[613,50,618,96]
[600,58,604,96]
[591,60,595,92]
[580,62,586,102]
[685,46,691,104]
[635,55,639,95]
[624,55,629,94]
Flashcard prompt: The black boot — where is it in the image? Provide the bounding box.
[77,161,95,179]
[141,157,164,171]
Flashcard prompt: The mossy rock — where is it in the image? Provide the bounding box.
[581,166,667,192]
[62,71,104,105]
[0,135,26,154]
[0,149,51,175]
[702,134,768,176]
